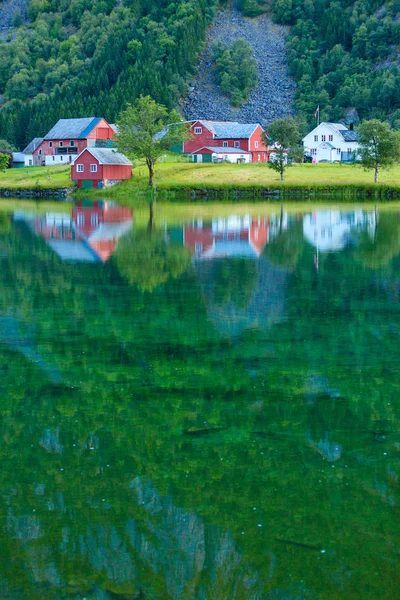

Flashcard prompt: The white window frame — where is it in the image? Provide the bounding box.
[255,141,259,148]
[77,213,85,226]
[70,140,75,146]
[38,149,42,155]
[77,164,84,172]
[314,135,318,142]
[223,141,228,148]
[329,135,333,142]
[49,141,53,148]
[337,148,341,155]
[59,141,63,147]
[234,141,240,148]
[91,214,99,226]
[321,135,326,142]
[194,127,202,134]
[90,164,98,173]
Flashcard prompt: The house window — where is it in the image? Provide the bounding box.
[52,156,55,161]
[90,164,97,172]
[258,154,261,162]
[77,164,84,172]
[223,141,228,147]
[329,135,333,141]
[336,148,341,155]
[59,141,63,147]
[60,156,63,161]
[38,149,42,155]
[70,140,75,146]
[347,148,352,153]
[91,214,99,226]
[234,141,240,148]
[49,141,53,148]
[255,141,259,148]
[77,213,85,225]
[194,127,202,134]
[29,159,32,166]
[314,135,318,142]
[311,148,317,155]
[321,135,326,142]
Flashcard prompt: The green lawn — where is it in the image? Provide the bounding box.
[0,165,71,189]
[1,161,400,194]
[101,160,400,196]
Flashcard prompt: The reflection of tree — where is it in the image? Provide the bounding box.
[0,212,11,236]
[262,219,303,271]
[115,228,191,292]
[354,214,400,269]
[212,258,258,309]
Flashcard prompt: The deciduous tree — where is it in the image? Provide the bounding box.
[357,119,400,183]
[262,117,300,182]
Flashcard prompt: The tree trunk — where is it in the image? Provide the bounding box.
[374,164,378,183]
[147,160,155,187]
[148,200,155,229]
[280,170,284,183]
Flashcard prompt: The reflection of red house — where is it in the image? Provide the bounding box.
[21,201,132,263]
[71,148,132,189]
[184,216,270,259]
[183,121,268,163]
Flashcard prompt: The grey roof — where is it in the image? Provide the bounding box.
[341,130,359,141]
[199,121,260,139]
[44,118,100,140]
[22,137,43,154]
[12,152,25,162]
[82,148,132,165]
[194,146,251,154]
[47,240,99,262]
[318,142,335,149]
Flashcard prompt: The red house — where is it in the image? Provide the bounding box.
[183,120,268,163]
[33,117,115,166]
[71,148,132,190]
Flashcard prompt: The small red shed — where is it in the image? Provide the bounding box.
[72,148,132,189]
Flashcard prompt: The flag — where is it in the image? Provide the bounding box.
[314,105,320,119]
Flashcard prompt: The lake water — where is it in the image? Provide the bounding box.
[0,201,399,599]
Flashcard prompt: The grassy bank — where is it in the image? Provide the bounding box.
[97,161,400,200]
[1,161,400,199]
[0,166,71,189]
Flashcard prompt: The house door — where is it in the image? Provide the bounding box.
[193,154,198,163]
[202,154,212,163]
[82,180,93,190]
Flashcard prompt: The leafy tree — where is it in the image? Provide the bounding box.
[213,38,257,106]
[357,119,400,183]
[0,152,9,171]
[116,95,189,187]
[0,139,16,152]
[262,117,300,182]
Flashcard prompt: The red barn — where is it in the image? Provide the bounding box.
[71,148,132,189]
[183,120,268,163]
[33,117,115,166]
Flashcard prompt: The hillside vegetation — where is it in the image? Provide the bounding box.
[270,0,400,127]
[0,0,219,149]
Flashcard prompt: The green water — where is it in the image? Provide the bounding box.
[0,203,399,599]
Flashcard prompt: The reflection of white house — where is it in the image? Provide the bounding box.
[302,123,360,163]
[303,210,376,251]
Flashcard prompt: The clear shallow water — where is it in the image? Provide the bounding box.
[0,201,399,599]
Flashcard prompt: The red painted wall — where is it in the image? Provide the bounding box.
[103,164,132,181]
[184,121,215,154]
[72,151,103,181]
[249,125,267,151]
[87,118,115,140]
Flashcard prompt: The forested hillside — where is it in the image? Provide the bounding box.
[271,0,400,127]
[0,0,219,149]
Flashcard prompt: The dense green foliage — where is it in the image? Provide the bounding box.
[212,38,257,106]
[0,204,400,597]
[0,0,219,149]
[238,0,266,16]
[357,119,400,182]
[116,95,189,186]
[271,0,400,126]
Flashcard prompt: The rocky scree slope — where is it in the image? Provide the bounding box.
[182,1,295,126]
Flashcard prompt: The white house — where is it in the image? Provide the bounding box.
[22,137,43,166]
[302,123,360,163]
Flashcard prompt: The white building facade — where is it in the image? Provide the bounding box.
[303,123,360,163]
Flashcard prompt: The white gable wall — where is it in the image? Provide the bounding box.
[303,123,360,162]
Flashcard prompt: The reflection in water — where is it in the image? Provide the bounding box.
[15,200,133,263]
[0,205,399,599]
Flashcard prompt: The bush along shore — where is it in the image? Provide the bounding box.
[0,187,74,199]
